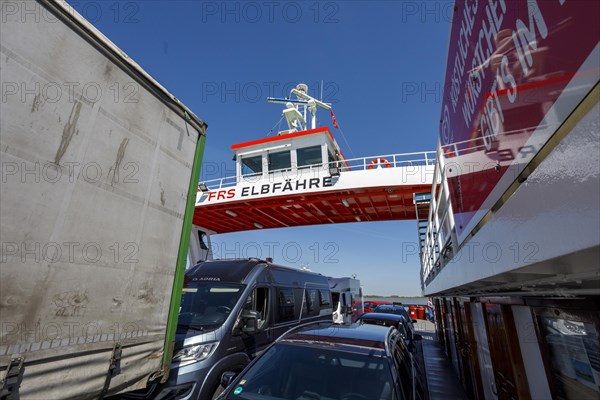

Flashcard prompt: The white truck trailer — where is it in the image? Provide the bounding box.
[328,277,363,324]
[0,1,207,398]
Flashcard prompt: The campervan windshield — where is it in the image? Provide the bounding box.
[178,282,245,333]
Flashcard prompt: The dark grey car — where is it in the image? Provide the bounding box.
[217,322,429,400]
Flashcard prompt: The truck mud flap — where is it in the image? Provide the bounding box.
[0,358,24,400]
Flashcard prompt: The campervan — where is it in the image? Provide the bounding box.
[132,259,332,400]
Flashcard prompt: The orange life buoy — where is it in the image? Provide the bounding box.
[368,158,392,169]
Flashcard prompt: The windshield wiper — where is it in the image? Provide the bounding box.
[197,323,221,330]
[177,324,204,332]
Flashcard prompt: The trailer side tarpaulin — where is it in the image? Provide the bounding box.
[0,0,206,397]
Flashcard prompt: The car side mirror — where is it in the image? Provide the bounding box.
[412,319,418,324]
[221,371,237,388]
[413,334,422,341]
[241,310,259,334]
[232,318,242,336]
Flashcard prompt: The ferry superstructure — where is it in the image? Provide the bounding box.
[189,84,435,262]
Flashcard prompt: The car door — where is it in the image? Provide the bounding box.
[391,332,414,399]
[240,286,272,358]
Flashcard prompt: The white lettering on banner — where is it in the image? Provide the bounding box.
[500,55,517,104]
[512,0,548,77]
[481,0,550,150]
[450,0,478,113]
[446,0,561,148]
[481,79,504,150]
[460,0,507,128]
[202,176,334,203]
[481,55,518,149]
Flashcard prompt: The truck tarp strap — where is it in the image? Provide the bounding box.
[98,344,122,399]
[0,357,24,400]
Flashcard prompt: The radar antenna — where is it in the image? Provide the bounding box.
[267,83,332,134]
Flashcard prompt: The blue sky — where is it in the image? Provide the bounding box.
[71,1,453,296]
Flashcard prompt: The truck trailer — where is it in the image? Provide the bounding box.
[0,1,207,398]
[328,277,363,324]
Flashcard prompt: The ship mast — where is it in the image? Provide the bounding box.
[267,83,332,133]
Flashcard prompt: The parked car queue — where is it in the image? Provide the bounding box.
[216,322,428,400]
[126,260,430,400]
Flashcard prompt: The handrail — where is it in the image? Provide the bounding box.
[419,144,459,289]
[199,151,436,191]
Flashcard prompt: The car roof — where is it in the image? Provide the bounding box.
[185,259,262,283]
[281,323,392,353]
[185,258,325,284]
[359,312,406,322]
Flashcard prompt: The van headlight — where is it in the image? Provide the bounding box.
[173,342,218,362]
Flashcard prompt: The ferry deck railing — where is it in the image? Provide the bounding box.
[419,137,494,290]
[200,151,436,191]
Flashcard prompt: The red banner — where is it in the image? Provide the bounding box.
[440,0,599,242]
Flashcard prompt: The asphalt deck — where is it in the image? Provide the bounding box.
[414,320,467,400]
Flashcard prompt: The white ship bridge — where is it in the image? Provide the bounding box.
[192,84,435,235]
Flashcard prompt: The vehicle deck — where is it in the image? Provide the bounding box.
[414,320,466,400]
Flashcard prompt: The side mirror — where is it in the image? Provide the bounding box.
[241,310,259,334]
[341,305,353,315]
[220,371,237,388]
[413,334,422,341]
[412,319,418,324]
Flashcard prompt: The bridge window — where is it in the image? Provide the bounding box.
[268,151,291,172]
[297,145,322,168]
[241,155,263,176]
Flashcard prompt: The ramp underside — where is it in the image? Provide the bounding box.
[194,184,430,233]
